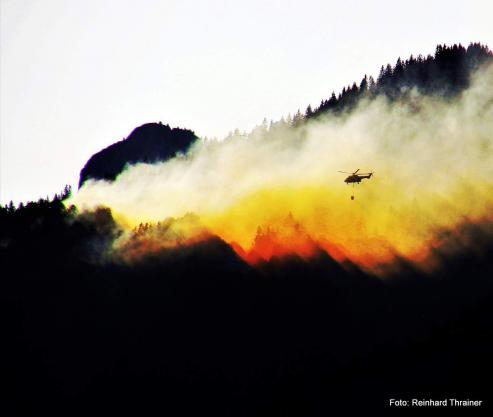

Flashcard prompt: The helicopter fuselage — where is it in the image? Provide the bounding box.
[344,173,372,184]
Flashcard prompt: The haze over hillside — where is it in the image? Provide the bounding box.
[78,43,492,188]
[3,0,493,205]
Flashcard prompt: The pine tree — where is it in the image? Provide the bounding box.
[305,104,313,118]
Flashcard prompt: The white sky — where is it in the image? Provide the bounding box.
[1,0,492,204]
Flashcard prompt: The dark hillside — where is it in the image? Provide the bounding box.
[308,43,492,119]
[2,193,493,416]
[79,123,197,187]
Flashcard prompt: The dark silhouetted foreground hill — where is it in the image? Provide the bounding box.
[2,191,493,416]
[79,123,197,188]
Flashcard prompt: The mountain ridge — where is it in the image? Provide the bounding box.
[78,122,197,188]
[78,43,493,187]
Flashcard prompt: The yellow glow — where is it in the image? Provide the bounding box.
[70,64,493,273]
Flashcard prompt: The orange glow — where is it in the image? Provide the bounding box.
[107,181,493,275]
[229,213,319,264]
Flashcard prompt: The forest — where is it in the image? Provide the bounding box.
[3,43,493,416]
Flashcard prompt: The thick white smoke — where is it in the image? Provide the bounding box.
[70,63,493,268]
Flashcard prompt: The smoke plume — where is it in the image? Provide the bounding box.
[70,63,493,273]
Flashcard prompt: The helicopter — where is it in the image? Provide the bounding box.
[338,169,374,200]
[338,169,374,184]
